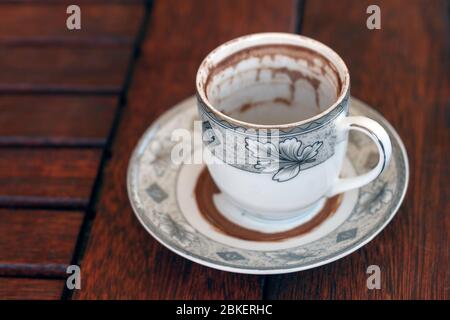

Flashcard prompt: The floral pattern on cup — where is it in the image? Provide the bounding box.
[245,137,323,182]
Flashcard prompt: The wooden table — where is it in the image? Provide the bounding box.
[0,0,447,300]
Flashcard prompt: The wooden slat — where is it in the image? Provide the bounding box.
[265,0,449,299]
[0,278,64,300]
[0,210,83,277]
[0,46,132,93]
[0,149,101,208]
[73,0,297,299]
[0,3,144,44]
[4,0,146,4]
[0,95,118,147]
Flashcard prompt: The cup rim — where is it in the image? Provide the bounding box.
[196,32,350,129]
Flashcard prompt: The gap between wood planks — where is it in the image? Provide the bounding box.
[61,0,155,300]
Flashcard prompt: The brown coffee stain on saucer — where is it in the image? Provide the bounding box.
[194,168,342,242]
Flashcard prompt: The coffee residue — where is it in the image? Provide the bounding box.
[238,103,253,113]
[205,44,342,102]
[195,168,342,242]
[273,97,291,105]
[237,97,294,114]
[271,66,321,109]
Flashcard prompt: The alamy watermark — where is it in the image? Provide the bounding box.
[366,265,381,290]
[66,5,81,30]
[66,265,81,290]
[169,120,286,169]
[366,5,381,30]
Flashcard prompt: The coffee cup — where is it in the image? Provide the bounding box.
[196,33,391,231]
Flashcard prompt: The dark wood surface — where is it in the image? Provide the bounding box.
[0,148,101,208]
[0,278,65,300]
[0,209,83,277]
[0,95,118,147]
[0,46,132,93]
[0,3,143,44]
[0,0,145,298]
[73,0,296,300]
[0,0,448,299]
[265,0,449,300]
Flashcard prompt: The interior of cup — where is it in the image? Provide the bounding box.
[197,33,349,126]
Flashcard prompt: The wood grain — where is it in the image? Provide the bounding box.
[0,210,83,277]
[0,149,101,208]
[0,0,144,299]
[264,0,449,299]
[0,46,132,93]
[73,0,297,299]
[0,95,118,147]
[4,0,145,4]
[0,3,144,45]
[0,278,64,300]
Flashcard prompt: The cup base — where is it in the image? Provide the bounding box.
[212,194,326,233]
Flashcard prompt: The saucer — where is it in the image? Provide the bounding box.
[127,96,409,274]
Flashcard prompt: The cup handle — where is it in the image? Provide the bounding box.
[327,116,392,197]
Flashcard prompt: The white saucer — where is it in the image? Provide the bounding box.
[127,96,409,274]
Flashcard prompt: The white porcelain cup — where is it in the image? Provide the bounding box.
[196,33,391,231]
